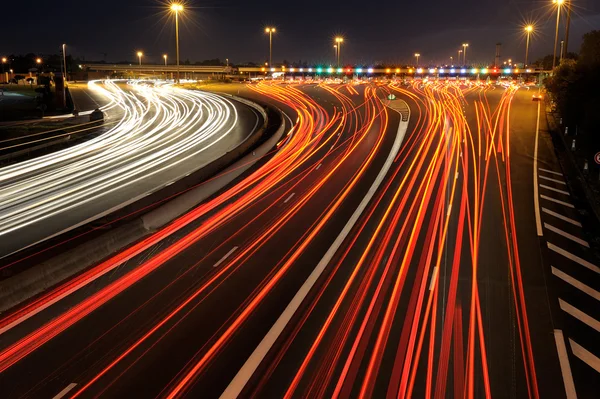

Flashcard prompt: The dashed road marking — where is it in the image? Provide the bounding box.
[539,167,563,176]
[548,243,600,274]
[551,267,600,301]
[544,223,589,247]
[315,163,322,170]
[540,184,570,196]
[53,383,78,399]
[539,175,567,185]
[283,193,295,203]
[214,247,238,268]
[570,338,600,374]
[541,194,574,208]
[542,208,582,227]
[559,298,600,333]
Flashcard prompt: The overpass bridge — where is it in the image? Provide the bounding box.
[237,66,550,78]
[82,63,549,80]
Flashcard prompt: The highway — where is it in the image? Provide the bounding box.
[0,81,598,398]
[0,80,262,258]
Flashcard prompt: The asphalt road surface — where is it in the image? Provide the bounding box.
[0,80,262,258]
[0,81,597,399]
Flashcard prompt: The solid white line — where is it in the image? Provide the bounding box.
[533,101,543,236]
[539,175,567,185]
[52,383,78,399]
[548,243,600,274]
[220,105,410,399]
[539,167,563,176]
[213,246,238,268]
[316,163,322,170]
[540,184,570,196]
[542,208,582,227]
[541,194,574,208]
[429,267,439,291]
[559,298,600,333]
[570,338,600,373]
[544,223,589,247]
[551,266,600,301]
[283,193,295,203]
[553,330,578,399]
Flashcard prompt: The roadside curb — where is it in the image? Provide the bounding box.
[0,97,287,314]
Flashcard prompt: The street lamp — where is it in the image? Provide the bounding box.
[1,57,5,80]
[552,0,564,69]
[170,3,184,83]
[458,49,462,65]
[525,25,533,66]
[163,54,168,66]
[462,43,469,65]
[335,37,344,67]
[265,27,276,67]
[414,53,420,66]
[36,58,42,64]
[137,51,143,66]
[334,45,338,65]
[450,56,453,66]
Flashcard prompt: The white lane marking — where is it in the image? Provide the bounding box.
[559,299,600,333]
[542,208,582,227]
[544,223,589,247]
[52,383,78,399]
[283,193,295,204]
[539,175,567,185]
[213,247,238,268]
[551,267,600,301]
[547,243,600,274]
[220,105,410,399]
[429,267,439,291]
[540,184,570,196]
[541,194,574,208]
[316,163,322,170]
[569,339,600,373]
[533,101,543,236]
[539,167,563,176]
[554,330,578,399]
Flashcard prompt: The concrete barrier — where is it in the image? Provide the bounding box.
[0,99,286,314]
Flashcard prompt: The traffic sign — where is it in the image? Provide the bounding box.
[594,152,600,165]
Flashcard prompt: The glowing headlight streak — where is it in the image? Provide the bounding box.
[0,80,243,243]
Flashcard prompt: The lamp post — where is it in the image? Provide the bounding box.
[265,27,276,67]
[61,44,67,81]
[137,51,143,66]
[163,54,168,66]
[335,37,344,67]
[414,53,420,66]
[1,57,5,82]
[552,0,564,70]
[334,45,337,65]
[170,3,183,83]
[450,56,453,66]
[525,25,533,66]
[462,43,469,65]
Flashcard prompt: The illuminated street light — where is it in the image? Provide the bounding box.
[265,27,276,67]
[552,0,564,70]
[414,53,420,66]
[137,51,143,66]
[462,43,469,65]
[36,58,42,64]
[163,54,168,66]
[525,25,533,66]
[450,56,453,66]
[335,37,344,67]
[170,3,183,83]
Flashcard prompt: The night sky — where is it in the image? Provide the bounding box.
[5,0,600,66]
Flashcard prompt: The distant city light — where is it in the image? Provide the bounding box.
[367,68,373,73]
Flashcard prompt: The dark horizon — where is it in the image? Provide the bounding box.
[3,0,600,66]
